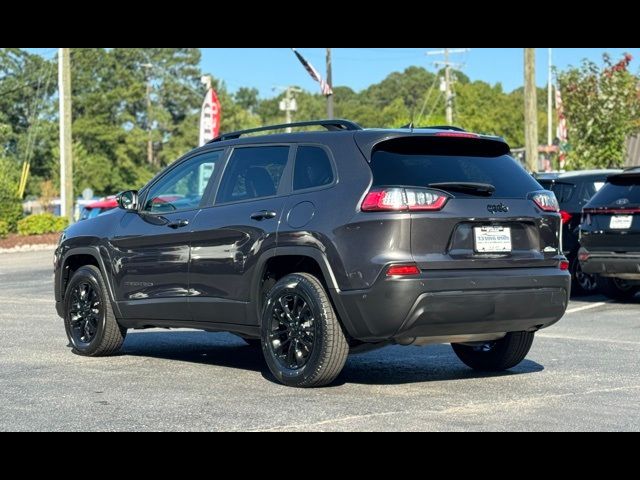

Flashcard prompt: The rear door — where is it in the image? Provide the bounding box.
[582,173,640,253]
[188,145,291,326]
[368,136,561,271]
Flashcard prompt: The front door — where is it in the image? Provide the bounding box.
[189,145,291,326]
[110,150,224,321]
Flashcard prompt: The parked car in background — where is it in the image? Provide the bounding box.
[580,168,640,300]
[536,170,621,295]
[79,197,118,221]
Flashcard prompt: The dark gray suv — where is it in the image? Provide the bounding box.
[54,120,570,388]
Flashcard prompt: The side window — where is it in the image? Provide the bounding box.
[294,146,334,191]
[143,151,222,214]
[216,146,289,204]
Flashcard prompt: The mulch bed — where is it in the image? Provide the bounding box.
[0,233,61,250]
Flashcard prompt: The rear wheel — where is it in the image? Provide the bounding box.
[64,265,126,357]
[597,277,640,301]
[261,273,349,388]
[571,256,599,296]
[452,332,534,372]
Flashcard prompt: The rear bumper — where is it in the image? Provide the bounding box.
[336,268,570,342]
[580,250,640,279]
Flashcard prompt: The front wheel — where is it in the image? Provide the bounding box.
[597,277,640,301]
[452,331,535,372]
[261,273,349,388]
[64,265,127,357]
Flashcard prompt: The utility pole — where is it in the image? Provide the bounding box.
[547,48,553,147]
[58,48,73,222]
[326,48,334,119]
[524,48,539,173]
[276,86,302,132]
[427,48,469,124]
[142,63,154,166]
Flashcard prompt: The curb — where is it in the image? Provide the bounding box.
[0,244,57,254]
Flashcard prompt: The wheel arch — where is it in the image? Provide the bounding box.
[251,247,356,338]
[60,247,120,316]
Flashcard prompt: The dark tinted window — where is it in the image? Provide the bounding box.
[217,146,289,204]
[371,141,541,198]
[590,177,640,207]
[294,146,334,191]
[550,182,575,203]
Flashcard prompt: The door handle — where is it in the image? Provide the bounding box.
[167,219,189,229]
[250,210,277,221]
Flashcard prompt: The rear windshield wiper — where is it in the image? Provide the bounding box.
[429,182,496,196]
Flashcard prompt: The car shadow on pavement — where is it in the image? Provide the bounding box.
[337,344,544,386]
[121,331,544,387]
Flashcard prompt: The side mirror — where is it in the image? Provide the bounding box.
[117,190,139,211]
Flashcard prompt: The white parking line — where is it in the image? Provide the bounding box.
[565,302,608,315]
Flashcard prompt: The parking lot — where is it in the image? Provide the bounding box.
[1,249,639,432]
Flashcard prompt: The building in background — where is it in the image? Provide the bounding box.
[627,136,640,167]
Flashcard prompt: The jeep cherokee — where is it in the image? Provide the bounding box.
[54,120,570,388]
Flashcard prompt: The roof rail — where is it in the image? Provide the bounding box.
[209,119,363,143]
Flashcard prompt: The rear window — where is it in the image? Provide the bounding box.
[590,177,640,207]
[371,137,541,198]
[543,182,576,203]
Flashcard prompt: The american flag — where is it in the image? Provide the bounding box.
[292,48,333,97]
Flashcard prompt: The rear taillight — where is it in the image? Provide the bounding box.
[530,191,560,212]
[387,265,421,277]
[362,188,449,212]
[578,249,590,262]
[559,260,570,271]
[560,210,573,225]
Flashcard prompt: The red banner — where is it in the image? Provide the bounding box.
[199,88,221,146]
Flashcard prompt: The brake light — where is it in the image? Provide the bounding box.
[578,249,590,262]
[530,191,560,212]
[362,188,449,212]
[387,265,421,276]
[559,260,570,271]
[435,132,480,139]
[583,208,640,215]
[560,210,573,225]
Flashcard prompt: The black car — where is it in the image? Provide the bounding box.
[536,170,621,295]
[580,168,640,301]
[54,120,570,388]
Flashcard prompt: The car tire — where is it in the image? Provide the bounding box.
[452,331,535,372]
[261,273,349,388]
[597,277,640,301]
[64,265,126,357]
[571,256,599,296]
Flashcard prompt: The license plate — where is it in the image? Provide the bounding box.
[474,227,512,253]
[610,216,633,230]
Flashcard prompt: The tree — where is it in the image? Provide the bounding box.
[557,54,640,169]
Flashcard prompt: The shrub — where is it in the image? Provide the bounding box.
[17,214,69,236]
[0,197,23,233]
[0,220,9,239]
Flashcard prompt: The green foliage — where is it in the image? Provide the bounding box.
[0,157,23,231]
[4,48,637,202]
[0,220,9,238]
[558,54,640,169]
[17,213,68,236]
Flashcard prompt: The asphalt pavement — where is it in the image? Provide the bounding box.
[1,249,639,431]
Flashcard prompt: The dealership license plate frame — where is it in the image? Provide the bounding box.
[610,215,633,230]
[474,226,513,253]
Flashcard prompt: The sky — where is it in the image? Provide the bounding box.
[27,48,640,98]
[200,48,640,97]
